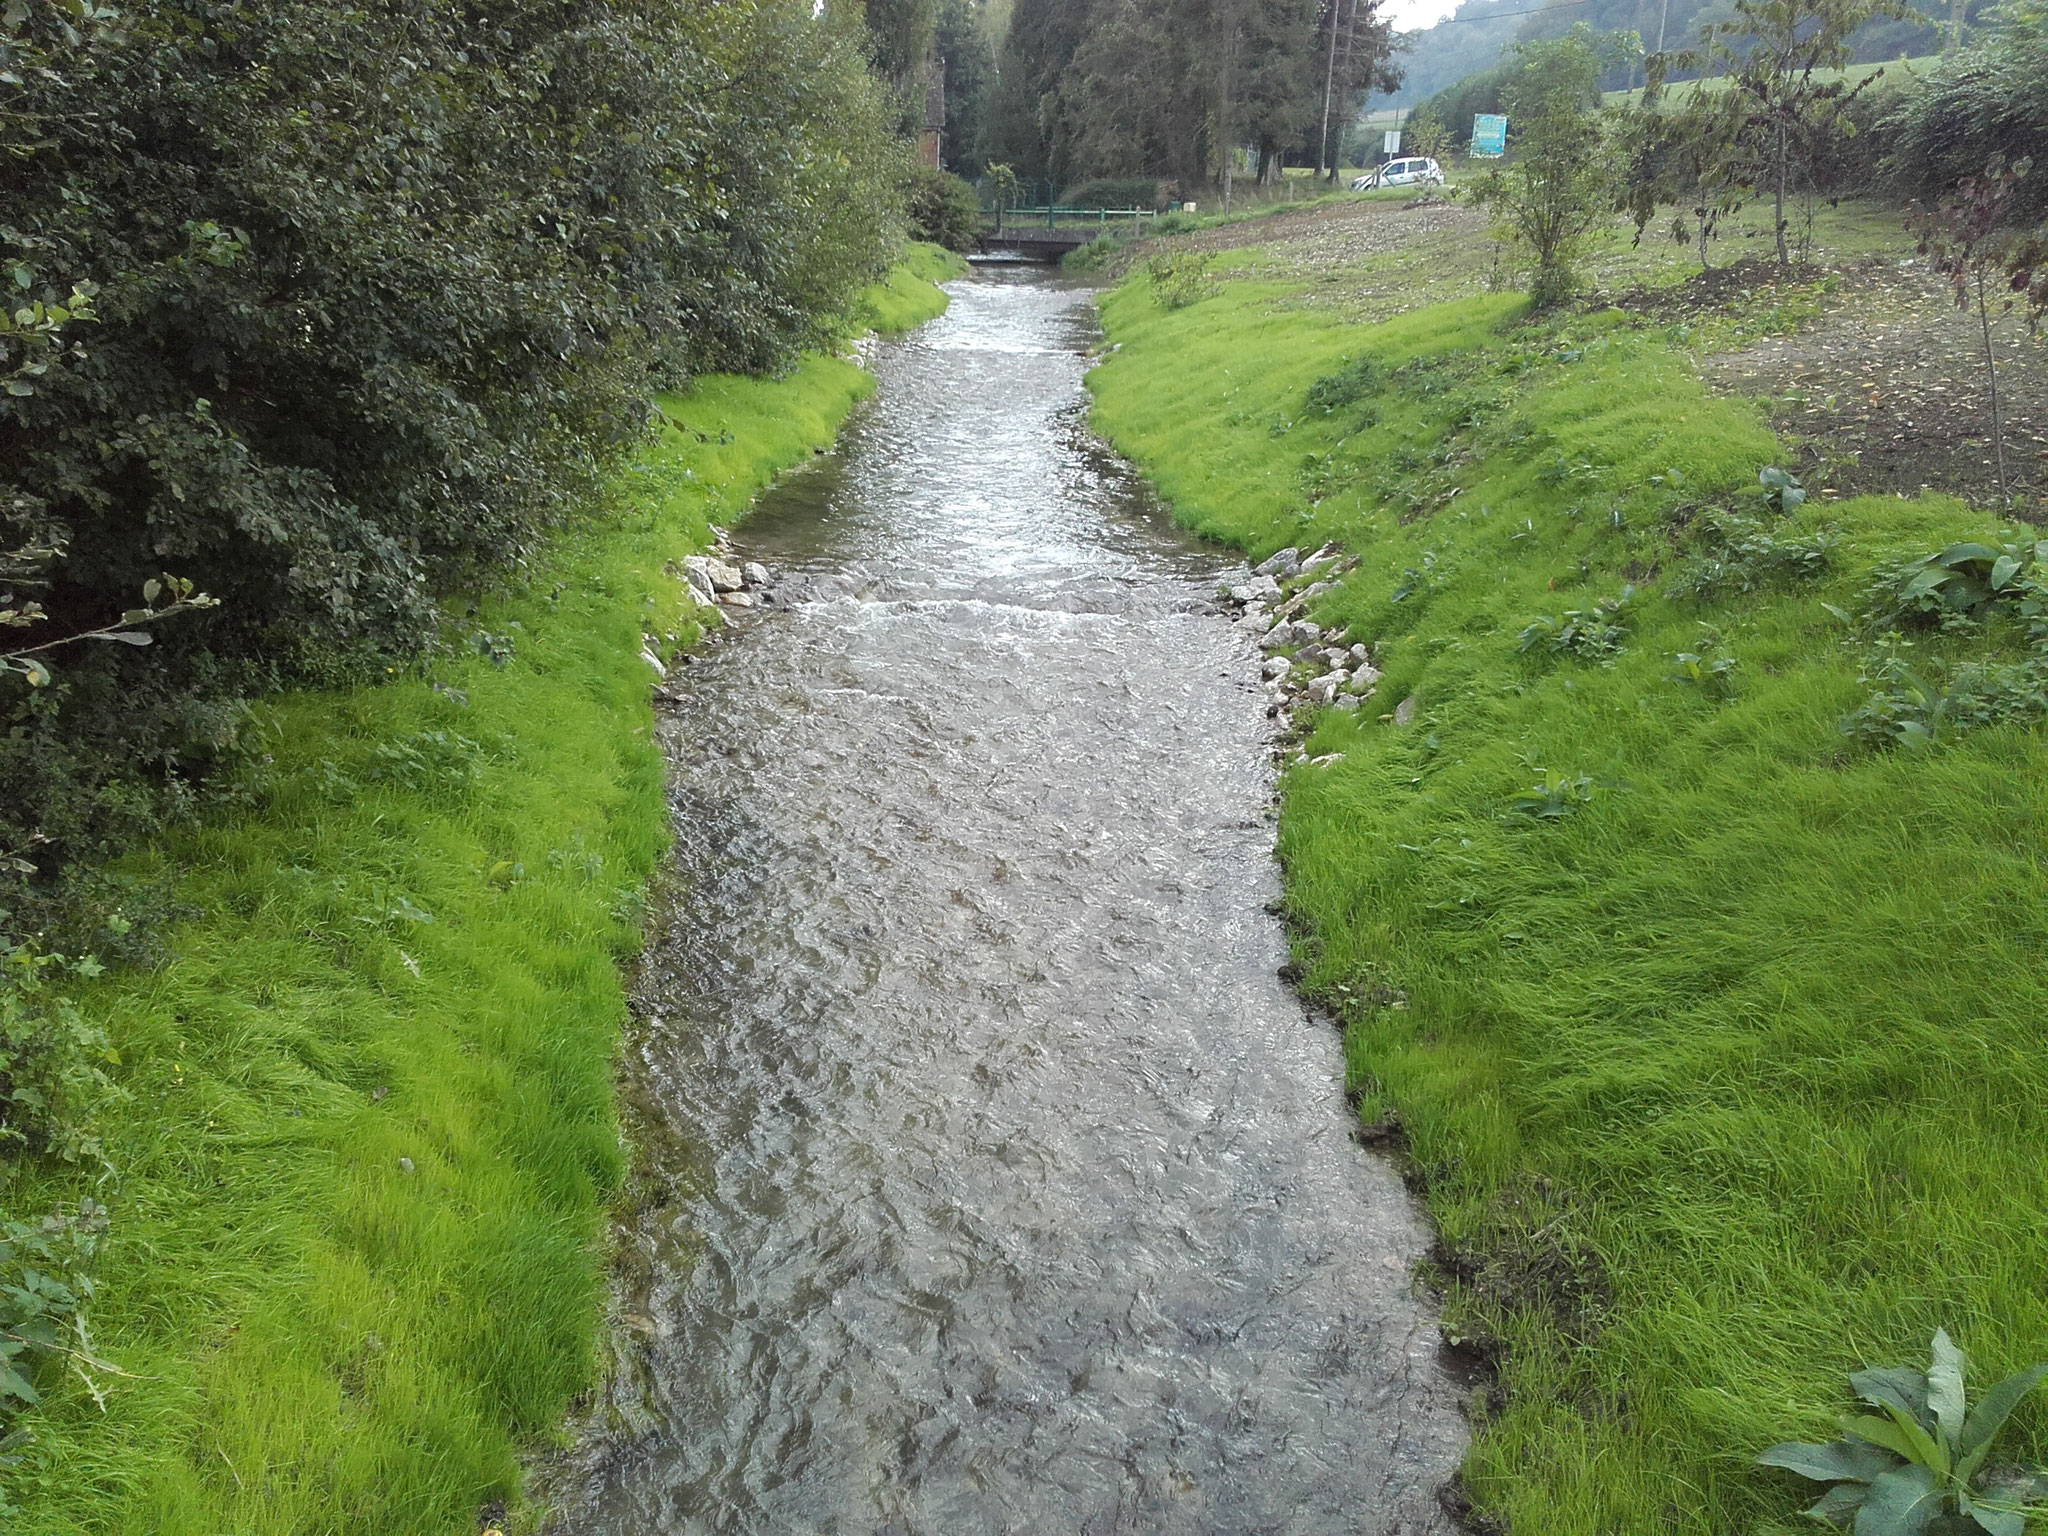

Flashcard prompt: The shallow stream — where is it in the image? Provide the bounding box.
[553,268,1465,1535]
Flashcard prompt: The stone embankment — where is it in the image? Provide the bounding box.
[1218,542,1401,766]
[680,532,775,612]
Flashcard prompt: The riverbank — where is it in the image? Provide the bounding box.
[2,249,959,1535]
[1086,255,2048,1531]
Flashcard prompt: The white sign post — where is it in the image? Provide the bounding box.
[1383,130,1401,157]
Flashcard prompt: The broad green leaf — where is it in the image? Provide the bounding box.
[1899,569,1949,600]
[1990,555,2023,589]
[1928,1331,1967,1446]
[1854,1463,1942,1536]
[1761,1440,1902,1483]
[1808,1481,1872,1527]
[1881,1400,1950,1475]
[1958,1363,2047,1464]
[1960,1495,2023,1536]
[1841,1414,1922,1463]
[0,1363,37,1405]
[1937,543,2002,567]
[1854,1368,1933,1428]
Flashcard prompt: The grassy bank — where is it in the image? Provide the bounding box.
[858,240,968,332]
[1087,268,2048,1531]
[3,249,958,1534]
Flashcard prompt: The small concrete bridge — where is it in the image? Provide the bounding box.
[975,207,1159,261]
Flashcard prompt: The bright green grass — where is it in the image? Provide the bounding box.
[1089,273,2048,1533]
[2,255,955,1534]
[857,241,966,332]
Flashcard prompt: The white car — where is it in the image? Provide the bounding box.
[1351,157,1445,191]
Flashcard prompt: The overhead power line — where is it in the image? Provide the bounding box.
[1415,0,1598,26]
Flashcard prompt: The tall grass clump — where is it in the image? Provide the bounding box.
[1088,267,2048,1535]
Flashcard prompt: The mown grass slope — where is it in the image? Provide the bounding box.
[1088,269,2048,1533]
[4,250,958,1534]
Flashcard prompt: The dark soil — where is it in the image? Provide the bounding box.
[1665,257,2048,517]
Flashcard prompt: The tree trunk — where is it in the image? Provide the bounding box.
[1335,0,1358,181]
[1220,16,1239,209]
[1774,118,1789,264]
[1317,0,1341,182]
[1979,268,2011,505]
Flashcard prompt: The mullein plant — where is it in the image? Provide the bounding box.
[1760,1330,2048,1534]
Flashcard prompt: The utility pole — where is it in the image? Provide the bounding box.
[1336,0,1359,179]
[1221,7,1240,208]
[1317,0,1342,182]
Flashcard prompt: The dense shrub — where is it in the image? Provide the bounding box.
[0,0,903,942]
[1879,31,2048,222]
[904,164,985,250]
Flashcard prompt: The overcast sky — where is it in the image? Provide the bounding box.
[1385,0,1465,31]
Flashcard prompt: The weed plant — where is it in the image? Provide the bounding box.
[1089,268,2048,1536]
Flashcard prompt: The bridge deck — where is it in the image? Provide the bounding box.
[975,208,1158,260]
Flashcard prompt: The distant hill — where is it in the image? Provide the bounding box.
[1383,0,1954,108]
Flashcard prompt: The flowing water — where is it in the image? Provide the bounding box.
[553,268,1466,1536]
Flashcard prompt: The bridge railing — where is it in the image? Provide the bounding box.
[985,206,1160,234]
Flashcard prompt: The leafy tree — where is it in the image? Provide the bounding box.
[1652,0,1909,264]
[1621,82,1756,266]
[1416,60,1511,151]
[937,0,997,174]
[1909,153,2034,506]
[984,0,1398,195]
[1403,105,1452,160]
[864,0,944,93]
[1473,28,1618,307]
[1312,0,1402,180]
[986,160,1023,212]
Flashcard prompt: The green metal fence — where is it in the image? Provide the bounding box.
[987,206,1159,234]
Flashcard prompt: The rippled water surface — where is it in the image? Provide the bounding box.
[556,269,1465,1535]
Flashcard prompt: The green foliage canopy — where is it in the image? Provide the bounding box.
[985,0,1401,190]
[0,0,902,942]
